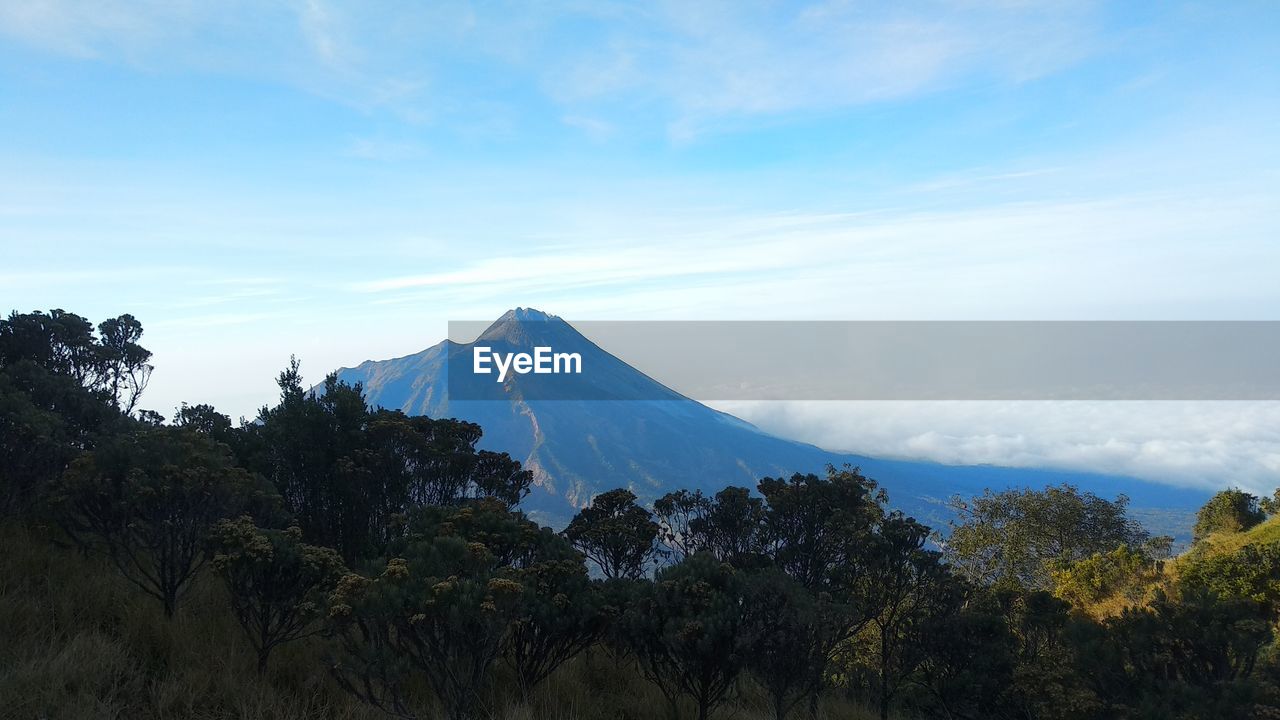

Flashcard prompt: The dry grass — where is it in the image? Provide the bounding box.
[0,521,379,720]
[1191,516,1280,558]
[1067,517,1280,621]
[0,521,893,720]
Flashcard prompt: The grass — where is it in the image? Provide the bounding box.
[0,521,378,720]
[0,520,892,720]
[1068,516,1280,621]
[1193,516,1280,557]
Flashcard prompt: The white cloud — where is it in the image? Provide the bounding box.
[345,188,1280,320]
[545,0,1101,136]
[561,115,616,141]
[712,400,1280,494]
[0,0,1105,137]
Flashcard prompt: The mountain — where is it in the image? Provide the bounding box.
[332,308,1208,539]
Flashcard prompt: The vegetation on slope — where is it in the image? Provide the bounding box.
[4,308,1280,720]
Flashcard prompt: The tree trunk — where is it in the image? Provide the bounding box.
[879,630,890,720]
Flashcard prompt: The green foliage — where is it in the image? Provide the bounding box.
[654,486,767,565]
[757,466,885,591]
[47,427,265,617]
[15,306,1280,720]
[95,314,153,414]
[1259,488,1280,515]
[909,598,1019,720]
[0,308,153,414]
[174,402,236,442]
[329,501,557,720]
[502,536,603,699]
[945,484,1151,589]
[624,553,755,720]
[251,359,531,563]
[1050,544,1158,610]
[1105,589,1277,719]
[0,309,150,516]
[1194,489,1265,542]
[1178,542,1280,610]
[755,466,891,714]
[209,516,347,674]
[0,371,79,515]
[563,488,660,580]
[860,515,957,720]
[741,569,820,720]
[0,521,382,720]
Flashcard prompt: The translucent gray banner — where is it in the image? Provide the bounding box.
[446,319,1280,401]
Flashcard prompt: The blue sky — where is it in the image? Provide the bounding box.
[2,1,1279,490]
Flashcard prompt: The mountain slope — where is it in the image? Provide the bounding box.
[333,308,1208,536]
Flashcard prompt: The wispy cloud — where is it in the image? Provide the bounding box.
[149,311,282,330]
[544,0,1102,138]
[0,1,1105,139]
[345,136,424,161]
[561,115,616,141]
[345,188,1279,320]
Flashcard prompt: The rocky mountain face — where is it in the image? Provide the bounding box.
[333,308,1206,536]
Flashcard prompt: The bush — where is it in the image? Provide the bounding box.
[1194,490,1265,542]
[209,516,348,674]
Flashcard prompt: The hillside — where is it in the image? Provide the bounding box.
[0,521,894,720]
[1188,516,1280,559]
[1063,515,1280,620]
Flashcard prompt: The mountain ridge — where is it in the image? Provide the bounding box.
[332,308,1208,538]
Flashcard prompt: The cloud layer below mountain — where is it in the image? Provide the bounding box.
[715,400,1280,494]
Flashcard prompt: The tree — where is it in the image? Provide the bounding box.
[424,499,603,699]
[209,516,347,674]
[0,310,138,515]
[1193,489,1265,542]
[329,501,540,720]
[252,360,531,563]
[563,488,660,580]
[502,533,603,700]
[625,553,756,720]
[47,427,262,617]
[757,465,886,716]
[1259,488,1280,515]
[653,488,710,562]
[253,362,387,561]
[861,514,959,720]
[945,484,1150,589]
[95,314,153,414]
[0,372,78,515]
[911,598,1018,720]
[998,589,1104,720]
[1106,589,1275,718]
[0,309,103,387]
[174,402,234,438]
[1178,543,1280,610]
[364,410,532,511]
[1050,544,1161,613]
[0,309,153,413]
[743,569,821,720]
[654,486,766,566]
